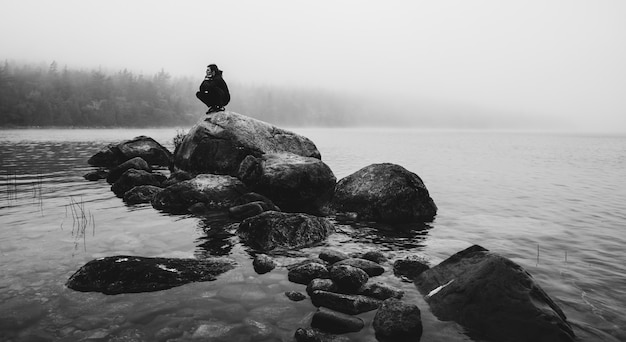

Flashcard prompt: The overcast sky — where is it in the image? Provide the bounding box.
[2,0,625,132]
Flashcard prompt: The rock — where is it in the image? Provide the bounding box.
[288,263,329,285]
[237,152,336,215]
[88,136,172,168]
[319,249,350,264]
[151,174,248,214]
[357,282,404,300]
[331,163,437,223]
[373,298,423,341]
[161,170,193,187]
[334,258,385,277]
[233,192,280,209]
[306,278,338,296]
[311,307,364,334]
[294,328,350,342]
[414,245,575,342]
[83,169,108,181]
[393,255,430,280]
[237,211,335,251]
[123,185,163,204]
[106,157,151,184]
[66,255,235,295]
[252,254,276,274]
[229,202,266,220]
[310,290,381,315]
[111,169,163,198]
[360,250,388,264]
[285,291,307,302]
[172,112,320,175]
[329,264,369,294]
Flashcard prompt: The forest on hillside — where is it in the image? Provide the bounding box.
[0,62,362,127]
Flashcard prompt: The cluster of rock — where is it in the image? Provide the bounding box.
[255,248,423,341]
[76,111,576,341]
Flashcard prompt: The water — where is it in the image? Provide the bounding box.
[1,128,625,341]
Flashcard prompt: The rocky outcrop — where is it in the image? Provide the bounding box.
[238,153,336,215]
[237,211,335,251]
[151,174,248,214]
[66,255,235,295]
[373,298,423,341]
[88,136,172,168]
[331,163,437,223]
[414,245,575,342]
[172,112,321,175]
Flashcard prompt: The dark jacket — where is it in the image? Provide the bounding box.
[199,71,230,106]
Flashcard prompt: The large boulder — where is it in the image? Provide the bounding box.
[151,174,248,214]
[88,136,172,168]
[237,211,335,251]
[414,245,575,342]
[66,255,235,295]
[331,163,437,223]
[173,112,321,175]
[237,153,336,215]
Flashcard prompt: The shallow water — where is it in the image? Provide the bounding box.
[0,128,625,341]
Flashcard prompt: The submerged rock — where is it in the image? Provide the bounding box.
[66,255,235,295]
[237,211,335,251]
[88,135,172,168]
[331,163,437,223]
[294,328,350,342]
[172,112,320,175]
[237,152,336,215]
[319,249,350,264]
[414,245,575,342]
[151,174,248,214]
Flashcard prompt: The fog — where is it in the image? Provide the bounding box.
[2,0,626,132]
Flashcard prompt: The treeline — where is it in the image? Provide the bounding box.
[0,61,361,127]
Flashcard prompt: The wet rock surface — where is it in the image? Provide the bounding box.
[237,211,335,251]
[173,112,321,175]
[66,255,235,295]
[311,307,364,334]
[237,152,336,215]
[414,244,575,342]
[88,135,172,168]
[331,163,437,223]
[373,298,423,341]
[151,174,248,214]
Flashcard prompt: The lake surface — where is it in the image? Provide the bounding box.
[1,127,625,341]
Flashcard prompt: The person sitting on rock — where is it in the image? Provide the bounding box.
[196,64,230,114]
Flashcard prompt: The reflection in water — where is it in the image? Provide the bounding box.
[62,196,96,255]
[194,211,237,258]
[332,217,432,252]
